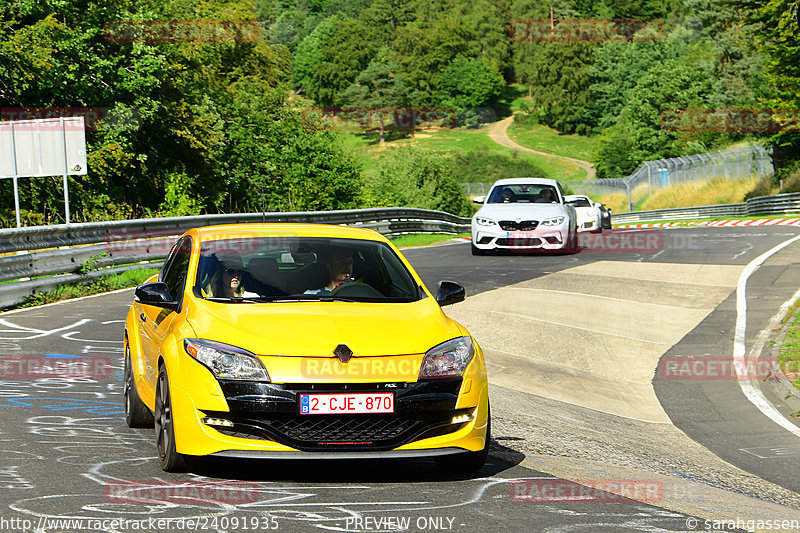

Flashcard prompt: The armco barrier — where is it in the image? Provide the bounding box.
[0,208,470,309]
[612,192,800,224]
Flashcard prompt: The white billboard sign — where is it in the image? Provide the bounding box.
[0,117,88,226]
[0,117,87,177]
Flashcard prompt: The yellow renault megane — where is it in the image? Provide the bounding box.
[123,224,489,473]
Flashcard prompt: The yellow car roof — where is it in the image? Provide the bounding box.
[189,223,389,242]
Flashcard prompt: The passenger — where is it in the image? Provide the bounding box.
[535,188,555,203]
[501,188,516,203]
[304,249,354,295]
[213,250,256,298]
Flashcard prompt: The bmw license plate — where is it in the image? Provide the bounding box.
[299,392,394,415]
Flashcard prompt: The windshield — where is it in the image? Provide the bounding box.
[487,184,559,204]
[194,237,421,303]
[571,198,592,207]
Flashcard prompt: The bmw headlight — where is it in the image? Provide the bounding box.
[474,216,495,226]
[419,337,474,379]
[184,339,270,381]
[540,216,565,227]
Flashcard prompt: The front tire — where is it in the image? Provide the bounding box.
[435,407,490,474]
[124,339,153,428]
[565,228,579,254]
[155,364,186,472]
[471,244,486,256]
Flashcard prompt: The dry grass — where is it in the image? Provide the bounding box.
[640,177,760,211]
[596,192,629,213]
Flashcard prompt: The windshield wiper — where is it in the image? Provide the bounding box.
[203,296,301,303]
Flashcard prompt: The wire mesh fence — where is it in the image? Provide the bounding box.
[461,145,774,210]
[566,145,774,209]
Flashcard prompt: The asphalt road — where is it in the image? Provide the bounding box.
[1,226,799,532]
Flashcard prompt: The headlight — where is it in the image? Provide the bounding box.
[474,216,495,226]
[540,216,565,227]
[184,339,270,381]
[419,337,474,379]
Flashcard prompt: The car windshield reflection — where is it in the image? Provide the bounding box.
[194,237,421,303]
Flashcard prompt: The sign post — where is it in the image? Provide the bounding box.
[0,116,87,227]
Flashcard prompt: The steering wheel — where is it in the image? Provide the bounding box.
[328,281,383,298]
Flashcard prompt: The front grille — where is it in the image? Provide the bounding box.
[499,220,538,231]
[273,414,421,443]
[496,237,541,247]
[211,413,450,450]
[210,379,463,451]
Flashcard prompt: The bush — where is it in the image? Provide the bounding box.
[368,147,471,216]
[744,177,778,200]
[452,151,544,184]
[779,168,800,194]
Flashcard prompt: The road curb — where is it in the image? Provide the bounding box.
[615,218,800,229]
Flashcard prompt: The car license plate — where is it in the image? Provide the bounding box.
[299,392,394,415]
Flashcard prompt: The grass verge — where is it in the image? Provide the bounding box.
[13,267,159,309]
[390,233,469,248]
[779,306,800,393]
[506,122,596,163]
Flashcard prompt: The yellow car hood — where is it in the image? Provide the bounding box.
[186,298,464,357]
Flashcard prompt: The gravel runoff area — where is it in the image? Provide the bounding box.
[487,383,800,510]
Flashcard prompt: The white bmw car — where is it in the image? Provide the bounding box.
[470,178,578,255]
[565,194,603,233]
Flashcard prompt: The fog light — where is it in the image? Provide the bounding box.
[202,417,233,427]
[451,413,474,424]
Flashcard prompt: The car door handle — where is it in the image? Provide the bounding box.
[139,313,147,323]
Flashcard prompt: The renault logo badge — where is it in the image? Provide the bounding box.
[334,344,353,363]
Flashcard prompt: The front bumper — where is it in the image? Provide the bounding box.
[577,219,601,233]
[471,225,570,250]
[170,377,489,458]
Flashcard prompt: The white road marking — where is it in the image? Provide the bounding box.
[509,287,707,310]
[734,233,800,438]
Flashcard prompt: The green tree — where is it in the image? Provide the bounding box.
[736,0,800,169]
[341,56,407,143]
[292,15,341,102]
[439,55,505,127]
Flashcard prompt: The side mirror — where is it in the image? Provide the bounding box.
[135,282,178,310]
[472,196,485,204]
[436,280,465,306]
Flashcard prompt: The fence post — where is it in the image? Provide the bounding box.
[626,182,632,212]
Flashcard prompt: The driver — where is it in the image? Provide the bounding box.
[304,249,354,295]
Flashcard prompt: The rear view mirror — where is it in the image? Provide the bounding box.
[472,196,485,204]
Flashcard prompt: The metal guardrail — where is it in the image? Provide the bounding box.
[612,192,800,223]
[0,208,471,309]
